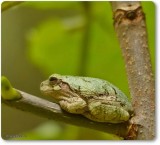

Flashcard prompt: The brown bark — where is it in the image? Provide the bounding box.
[111,2,155,139]
[2,89,129,138]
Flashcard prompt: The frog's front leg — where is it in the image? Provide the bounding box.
[59,97,87,114]
[84,100,130,123]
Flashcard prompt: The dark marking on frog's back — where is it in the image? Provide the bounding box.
[112,87,118,95]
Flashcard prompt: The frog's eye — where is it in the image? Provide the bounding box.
[49,77,57,81]
[49,77,58,84]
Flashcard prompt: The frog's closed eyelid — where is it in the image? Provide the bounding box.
[49,77,60,85]
[49,77,58,82]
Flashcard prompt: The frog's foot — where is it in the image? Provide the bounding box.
[83,101,130,123]
[59,97,87,114]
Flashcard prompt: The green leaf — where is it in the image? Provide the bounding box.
[27,17,85,76]
[1,76,22,100]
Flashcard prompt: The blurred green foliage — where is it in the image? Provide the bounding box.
[13,121,121,140]
[26,1,155,97]
[4,1,155,140]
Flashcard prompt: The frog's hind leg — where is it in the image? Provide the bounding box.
[83,101,130,123]
[59,97,87,114]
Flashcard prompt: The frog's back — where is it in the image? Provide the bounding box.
[61,75,120,96]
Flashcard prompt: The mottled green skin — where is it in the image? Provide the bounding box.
[40,74,133,123]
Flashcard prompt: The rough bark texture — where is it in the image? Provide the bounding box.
[111,2,155,139]
[2,89,129,138]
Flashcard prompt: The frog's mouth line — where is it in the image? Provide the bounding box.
[41,86,77,100]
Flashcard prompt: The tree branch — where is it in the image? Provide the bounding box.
[2,89,129,138]
[1,1,24,12]
[111,2,155,139]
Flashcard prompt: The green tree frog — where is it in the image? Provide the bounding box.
[40,74,133,123]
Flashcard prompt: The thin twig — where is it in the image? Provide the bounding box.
[1,1,24,12]
[78,2,91,76]
[2,89,129,138]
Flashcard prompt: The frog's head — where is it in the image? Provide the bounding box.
[40,74,71,100]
